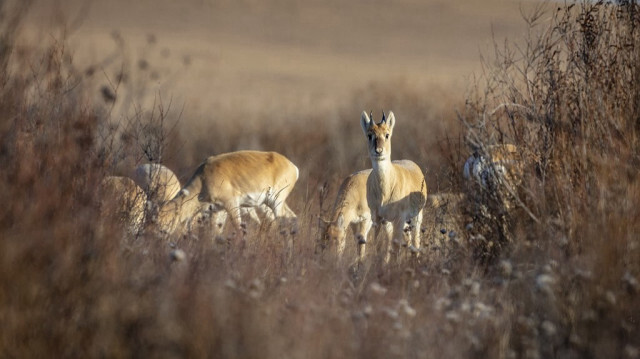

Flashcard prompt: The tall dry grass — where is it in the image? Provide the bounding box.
[0,1,638,358]
[455,1,640,356]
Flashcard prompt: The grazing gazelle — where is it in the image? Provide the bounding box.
[154,151,298,237]
[131,163,182,204]
[132,163,263,235]
[323,169,393,261]
[360,111,427,262]
[463,143,522,189]
[463,143,524,210]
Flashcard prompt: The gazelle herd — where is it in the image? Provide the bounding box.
[102,111,523,263]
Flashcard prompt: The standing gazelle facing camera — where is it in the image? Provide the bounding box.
[360,111,427,262]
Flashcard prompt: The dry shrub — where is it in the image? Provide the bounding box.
[454,1,640,356]
[0,27,108,357]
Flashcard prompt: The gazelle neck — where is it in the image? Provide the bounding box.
[371,156,394,195]
[371,156,393,174]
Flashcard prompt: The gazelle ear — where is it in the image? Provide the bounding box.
[386,111,396,132]
[361,111,372,135]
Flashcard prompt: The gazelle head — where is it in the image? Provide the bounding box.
[323,214,346,244]
[360,110,395,162]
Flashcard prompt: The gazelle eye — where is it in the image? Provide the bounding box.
[367,134,373,141]
[385,133,390,139]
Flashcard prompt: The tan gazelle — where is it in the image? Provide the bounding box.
[323,169,393,261]
[154,150,298,237]
[360,111,427,261]
[463,143,522,189]
[131,163,182,204]
[132,163,262,235]
[463,143,524,210]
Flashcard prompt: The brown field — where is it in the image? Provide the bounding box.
[1,0,639,358]
[24,0,530,117]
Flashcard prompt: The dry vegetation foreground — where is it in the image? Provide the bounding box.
[1,1,640,358]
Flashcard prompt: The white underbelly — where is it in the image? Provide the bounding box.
[239,190,270,207]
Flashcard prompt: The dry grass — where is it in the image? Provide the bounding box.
[0,1,639,358]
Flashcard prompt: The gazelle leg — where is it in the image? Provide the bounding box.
[246,207,263,226]
[408,210,423,256]
[224,201,244,239]
[388,219,406,263]
[211,209,227,235]
[355,220,372,261]
[372,219,383,258]
[280,202,296,219]
[414,210,423,249]
[268,199,297,234]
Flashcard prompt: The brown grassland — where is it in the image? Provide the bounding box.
[1,0,639,358]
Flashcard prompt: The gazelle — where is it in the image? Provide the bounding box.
[360,111,427,262]
[463,143,522,189]
[154,151,298,237]
[463,143,523,211]
[131,163,182,204]
[134,163,269,236]
[322,169,393,261]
